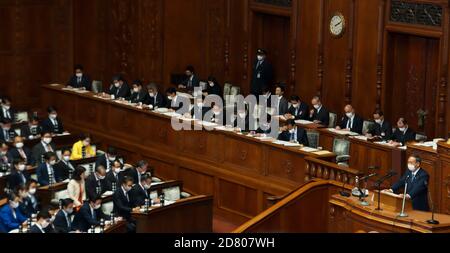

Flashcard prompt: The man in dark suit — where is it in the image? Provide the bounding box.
[29,208,52,233]
[113,176,139,221]
[204,76,222,98]
[130,173,152,208]
[309,96,330,127]
[8,136,34,166]
[366,109,393,140]
[250,49,273,96]
[54,148,76,181]
[85,165,107,201]
[178,65,200,91]
[0,141,11,171]
[72,196,109,232]
[278,119,309,146]
[127,80,147,104]
[95,146,118,172]
[0,119,17,142]
[40,106,65,134]
[8,158,30,191]
[191,96,211,121]
[36,152,60,186]
[53,198,75,233]
[208,104,227,126]
[166,87,188,113]
[127,160,148,185]
[274,84,289,116]
[285,96,309,121]
[336,104,364,134]
[31,131,56,166]
[105,160,125,191]
[109,75,130,99]
[389,156,430,211]
[389,118,416,146]
[67,64,91,90]
[0,96,17,122]
[20,116,42,140]
[21,180,39,217]
[232,106,252,132]
[144,83,165,109]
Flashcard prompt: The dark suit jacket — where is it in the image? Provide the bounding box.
[390,128,416,145]
[32,141,57,166]
[276,97,289,116]
[0,128,17,142]
[20,125,42,139]
[309,106,330,127]
[72,202,108,232]
[95,154,111,171]
[109,83,131,99]
[29,224,45,233]
[339,115,364,134]
[105,170,125,191]
[126,168,140,185]
[67,75,92,90]
[288,103,310,121]
[8,170,30,191]
[85,174,107,201]
[113,188,133,220]
[53,210,73,233]
[181,75,200,90]
[143,93,166,108]
[250,60,274,96]
[127,91,147,104]
[278,128,309,146]
[130,184,150,208]
[368,120,393,140]
[19,195,39,218]
[7,147,35,166]
[0,107,17,122]
[37,163,61,186]
[166,97,187,113]
[392,169,430,211]
[54,160,75,181]
[40,117,64,134]
[205,83,222,98]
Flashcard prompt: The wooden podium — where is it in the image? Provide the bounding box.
[372,190,412,213]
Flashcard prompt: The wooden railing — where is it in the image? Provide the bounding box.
[304,157,362,185]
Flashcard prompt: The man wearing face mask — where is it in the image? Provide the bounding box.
[71,133,96,160]
[336,104,364,134]
[278,119,309,146]
[22,180,39,216]
[0,118,17,142]
[20,116,42,140]
[106,160,126,191]
[0,141,11,171]
[53,198,76,233]
[7,136,35,166]
[127,80,147,104]
[54,148,76,181]
[0,192,27,233]
[285,96,309,121]
[85,165,107,202]
[8,159,30,191]
[67,64,91,90]
[32,131,56,166]
[95,146,118,172]
[109,75,130,99]
[191,95,211,121]
[178,65,200,91]
[366,109,393,140]
[232,106,251,132]
[251,49,273,97]
[0,96,17,122]
[127,160,149,185]
[203,76,222,98]
[389,118,416,147]
[309,96,330,126]
[37,152,60,186]
[143,83,165,109]
[72,196,109,232]
[165,87,184,111]
[113,176,140,224]
[29,208,52,233]
[129,173,154,208]
[40,106,65,134]
[387,156,430,211]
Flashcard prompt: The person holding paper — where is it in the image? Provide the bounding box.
[278,119,309,146]
[389,118,416,147]
[366,109,392,140]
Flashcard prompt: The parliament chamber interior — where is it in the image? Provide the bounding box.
[1,0,450,239]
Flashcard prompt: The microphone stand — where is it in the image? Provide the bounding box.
[427,190,439,225]
[398,175,410,218]
[374,172,397,211]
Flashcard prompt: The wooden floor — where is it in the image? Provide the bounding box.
[213,215,241,233]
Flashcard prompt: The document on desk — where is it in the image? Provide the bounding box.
[350,135,368,141]
[295,120,315,125]
[200,121,219,128]
[255,136,275,142]
[313,150,333,155]
[162,112,182,118]
[102,191,114,198]
[214,126,235,132]
[273,140,302,147]
[327,128,359,136]
[300,147,319,153]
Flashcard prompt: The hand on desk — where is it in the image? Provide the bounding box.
[388,140,402,147]
[132,207,141,212]
[283,114,294,120]
[398,193,411,199]
[178,84,186,89]
[313,120,321,124]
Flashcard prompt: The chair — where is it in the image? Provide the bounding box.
[306,131,320,149]
[102,201,114,215]
[333,138,351,167]
[91,80,103,93]
[416,134,427,142]
[329,113,338,128]
[362,120,376,135]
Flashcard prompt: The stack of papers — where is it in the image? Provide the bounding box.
[327,128,359,136]
[214,126,234,132]
[295,120,315,125]
[300,147,319,152]
[272,140,302,147]
[200,121,218,128]
[102,191,114,197]
[351,135,368,141]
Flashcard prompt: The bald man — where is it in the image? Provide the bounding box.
[336,104,364,134]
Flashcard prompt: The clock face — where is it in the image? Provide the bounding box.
[330,13,345,37]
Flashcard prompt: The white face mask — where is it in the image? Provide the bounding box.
[3,105,10,110]
[257,55,264,61]
[108,156,116,162]
[18,164,26,171]
[114,82,120,88]
[66,208,74,214]
[314,104,320,110]
[238,113,246,118]
[209,82,214,87]
[50,114,57,119]
[375,119,382,124]
[98,174,105,180]
[399,127,406,132]
[114,168,121,174]
[29,188,36,195]
[133,88,139,93]
[10,201,19,209]
[292,104,299,108]
[1,151,7,156]
[43,137,52,144]
[149,93,155,97]
[289,129,295,134]
[63,156,70,162]
[41,220,50,229]
[167,96,173,100]
[144,184,151,190]
[75,73,83,78]
[408,164,416,172]
[346,113,354,118]
[94,204,101,210]
[15,143,24,149]
[49,160,56,166]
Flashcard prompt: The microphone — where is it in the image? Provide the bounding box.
[375,171,398,185]
[359,173,378,181]
[427,188,439,225]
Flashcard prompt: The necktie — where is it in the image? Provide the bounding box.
[256,61,262,69]
[66,213,71,228]
[91,208,96,220]
[18,149,26,159]
[48,165,55,184]
[4,130,9,142]
[20,173,26,184]
[125,191,129,202]
[5,109,11,119]
[290,132,295,141]
[77,77,81,84]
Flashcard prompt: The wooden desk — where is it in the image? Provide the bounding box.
[41,84,336,223]
[132,195,213,233]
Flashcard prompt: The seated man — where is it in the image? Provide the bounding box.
[191,95,211,121]
[209,104,226,125]
[127,160,148,185]
[53,198,75,233]
[67,64,91,90]
[130,173,153,208]
[127,80,147,104]
[40,106,65,134]
[285,96,309,121]
[20,116,42,140]
[105,160,126,192]
[0,96,16,122]
[32,131,56,166]
[29,208,53,233]
[22,180,39,217]
[203,76,222,98]
[389,118,416,147]
[143,83,165,109]
[85,165,107,202]
[113,176,140,221]
[0,118,17,142]
[178,65,200,91]
[71,133,96,160]
[36,152,60,186]
[274,84,289,116]
[336,104,364,134]
[54,148,76,181]
[8,158,30,191]
[232,105,251,132]
[387,155,430,211]
[309,96,330,126]
[8,136,35,166]
[278,119,309,146]
[95,146,118,172]
[109,75,130,99]
[366,109,392,140]
[72,196,109,232]
[0,141,11,171]
[0,192,27,233]
[166,87,184,112]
